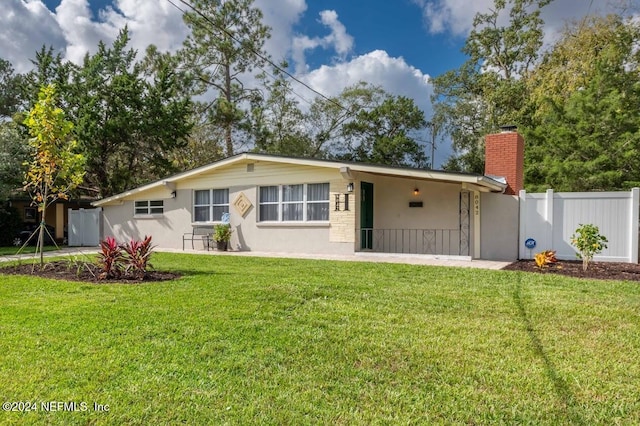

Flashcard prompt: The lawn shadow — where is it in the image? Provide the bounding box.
[513,273,585,425]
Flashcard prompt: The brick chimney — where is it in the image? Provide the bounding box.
[484,126,524,195]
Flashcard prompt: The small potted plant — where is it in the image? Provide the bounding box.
[213,223,233,251]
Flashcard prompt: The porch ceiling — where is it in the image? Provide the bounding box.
[348,165,506,193]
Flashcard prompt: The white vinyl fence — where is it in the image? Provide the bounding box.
[519,188,640,263]
[68,208,101,247]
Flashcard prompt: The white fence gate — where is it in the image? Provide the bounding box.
[519,189,640,263]
[68,208,101,247]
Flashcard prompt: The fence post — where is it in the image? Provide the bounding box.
[545,189,554,250]
[518,189,526,259]
[630,188,639,263]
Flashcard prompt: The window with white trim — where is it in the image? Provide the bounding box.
[259,183,329,222]
[135,200,164,215]
[194,189,229,222]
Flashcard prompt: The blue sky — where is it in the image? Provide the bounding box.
[36,0,468,76]
[2,0,630,165]
[294,1,467,77]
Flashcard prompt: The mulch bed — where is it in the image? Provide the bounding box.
[502,259,640,282]
[4,257,640,284]
[0,260,181,284]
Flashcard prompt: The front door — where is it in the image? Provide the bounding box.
[360,182,374,249]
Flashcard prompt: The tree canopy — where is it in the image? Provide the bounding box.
[70,29,193,196]
[524,14,640,191]
[433,0,640,192]
[431,0,550,173]
[181,0,270,156]
[0,58,22,119]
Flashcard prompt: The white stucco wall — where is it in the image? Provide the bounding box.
[480,192,519,261]
[101,160,354,254]
[357,173,462,230]
[99,159,515,260]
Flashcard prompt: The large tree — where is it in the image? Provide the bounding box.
[181,0,271,156]
[342,95,428,167]
[250,65,313,157]
[21,47,75,113]
[294,82,402,161]
[250,80,429,166]
[0,58,22,119]
[71,29,193,196]
[525,15,640,191]
[431,0,550,173]
[0,122,29,200]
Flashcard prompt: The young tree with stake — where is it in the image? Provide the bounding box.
[23,84,85,266]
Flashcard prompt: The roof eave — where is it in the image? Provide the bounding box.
[92,154,508,206]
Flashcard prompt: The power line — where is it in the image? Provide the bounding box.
[166,0,348,113]
[164,0,434,164]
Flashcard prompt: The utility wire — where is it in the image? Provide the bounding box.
[164,0,434,165]
[166,0,348,113]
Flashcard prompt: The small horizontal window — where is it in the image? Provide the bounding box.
[135,200,164,215]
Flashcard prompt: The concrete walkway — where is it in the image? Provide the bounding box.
[159,247,512,270]
[0,247,99,263]
[0,246,512,270]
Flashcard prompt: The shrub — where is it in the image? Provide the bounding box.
[122,235,154,280]
[97,236,125,280]
[213,223,232,242]
[534,250,557,268]
[571,224,608,271]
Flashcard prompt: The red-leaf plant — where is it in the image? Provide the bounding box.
[122,235,154,280]
[97,236,125,280]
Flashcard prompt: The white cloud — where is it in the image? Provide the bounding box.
[301,50,430,101]
[106,0,188,55]
[414,0,633,40]
[291,9,354,73]
[0,0,186,72]
[55,0,117,64]
[412,0,492,36]
[255,0,307,63]
[57,0,187,64]
[0,0,66,73]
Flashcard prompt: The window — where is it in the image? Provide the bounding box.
[307,183,330,220]
[259,186,279,221]
[282,184,303,221]
[259,183,330,222]
[135,200,164,215]
[193,189,229,222]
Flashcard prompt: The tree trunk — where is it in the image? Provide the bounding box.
[224,55,233,157]
[39,186,47,268]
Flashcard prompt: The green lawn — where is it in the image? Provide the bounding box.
[1,253,639,425]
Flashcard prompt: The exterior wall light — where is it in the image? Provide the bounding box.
[413,187,420,196]
[347,182,354,193]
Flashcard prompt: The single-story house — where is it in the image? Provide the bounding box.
[93,130,523,261]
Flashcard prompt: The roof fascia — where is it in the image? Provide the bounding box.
[93,154,507,207]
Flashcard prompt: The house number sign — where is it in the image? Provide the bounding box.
[473,193,480,216]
